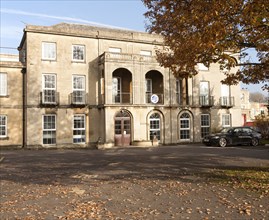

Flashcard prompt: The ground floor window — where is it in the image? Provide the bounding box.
[180,113,190,140]
[149,113,160,140]
[201,114,210,138]
[43,115,56,144]
[73,114,85,143]
[0,115,7,137]
[222,114,231,127]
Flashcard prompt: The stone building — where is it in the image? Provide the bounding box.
[0,23,242,148]
[241,88,268,126]
[0,54,24,147]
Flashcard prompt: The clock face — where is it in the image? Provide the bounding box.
[151,94,159,104]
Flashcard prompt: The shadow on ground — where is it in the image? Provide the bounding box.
[1,145,269,186]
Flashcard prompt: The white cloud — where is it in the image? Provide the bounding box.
[0,8,132,30]
[0,25,23,39]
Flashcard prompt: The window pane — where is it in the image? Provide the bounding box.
[201,114,210,126]
[73,45,85,61]
[0,115,7,136]
[42,42,56,60]
[180,130,190,139]
[149,113,160,140]
[0,73,7,96]
[43,115,56,144]
[109,47,121,53]
[140,50,152,56]
[73,76,85,90]
[73,115,85,143]
[222,114,230,127]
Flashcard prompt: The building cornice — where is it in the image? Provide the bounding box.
[22,23,164,45]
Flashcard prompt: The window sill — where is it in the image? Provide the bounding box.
[41,59,57,62]
[71,60,86,64]
[0,136,9,140]
[0,95,9,98]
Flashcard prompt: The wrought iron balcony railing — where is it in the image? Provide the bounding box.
[176,94,193,106]
[199,96,214,107]
[70,91,88,106]
[220,96,235,107]
[40,90,59,106]
[112,92,132,104]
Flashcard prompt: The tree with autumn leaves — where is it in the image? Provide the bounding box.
[143,0,269,91]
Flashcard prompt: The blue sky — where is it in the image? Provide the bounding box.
[0,0,267,96]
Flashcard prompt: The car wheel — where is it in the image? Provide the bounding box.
[251,138,259,146]
[219,137,227,147]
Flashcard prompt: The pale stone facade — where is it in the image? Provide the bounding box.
[0,22,242,148]
[0,54,23,147]
[241,89,268,125]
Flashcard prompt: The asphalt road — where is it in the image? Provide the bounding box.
[1,144,269,219]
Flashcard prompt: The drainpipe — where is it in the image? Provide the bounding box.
[22,67,27,148]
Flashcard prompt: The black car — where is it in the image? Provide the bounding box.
[202,127,262,147]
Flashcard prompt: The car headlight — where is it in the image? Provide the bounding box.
[212,136,220,139]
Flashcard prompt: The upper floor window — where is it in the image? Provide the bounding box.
[0,115,7,137]
[42,42,56,60]
[109,47,121,53]
[72,75,86,104]
[200,81,210,105]
[140,50,152,56]
[42,74,57,104]
[221,84,231,106]
[112,77,121,103]
[0,73,7,96]
[197,63,209,71]
[72,45,85,62]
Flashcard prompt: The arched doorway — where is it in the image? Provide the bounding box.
[114,110,131,146]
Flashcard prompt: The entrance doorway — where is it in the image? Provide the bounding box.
[114,111,131,146]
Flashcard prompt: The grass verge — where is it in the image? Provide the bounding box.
[204,168,269,195]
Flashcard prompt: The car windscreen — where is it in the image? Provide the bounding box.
[220,128,232,133]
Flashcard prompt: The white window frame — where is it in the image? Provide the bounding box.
[179,113,190,140]
[72,45,85,62]
[42,42,56,60]
[72,75,86,104]
[112,77,121,103]
[73,114,86,143]
[109,47,122,53]
[200,81,209,105]
[201,114,210,138]
[140,50,152,56]
[42,74,57,104]
[221,84,230,105]
[0,73,7,96]
[145,78,152,103]
[0,115,7,137]
[42,114,56,145]
[149,113,161,140]
[222,114,231,127]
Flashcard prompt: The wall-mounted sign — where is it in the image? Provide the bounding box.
[151,94,159,104]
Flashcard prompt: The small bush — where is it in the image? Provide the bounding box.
[254,115,269,139]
